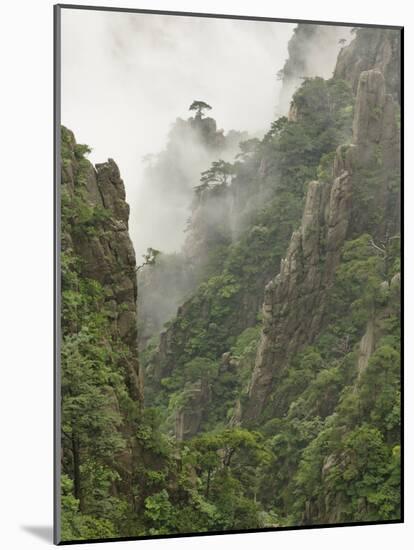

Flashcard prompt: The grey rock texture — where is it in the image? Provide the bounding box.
[243,169,351,421]
[277,23,351,114]
[349,69,400,240]
[334,28,401,101]
[243,64,400,423]
[174,378,211,440]
[61,127,143,402]
[352,69,399,168]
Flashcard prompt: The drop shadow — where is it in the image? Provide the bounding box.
[21,525,53,543]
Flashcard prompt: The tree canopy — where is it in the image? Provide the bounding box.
[196,160,235,190]
[189,100,212,118]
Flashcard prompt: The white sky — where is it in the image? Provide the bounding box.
[61,9,295,255]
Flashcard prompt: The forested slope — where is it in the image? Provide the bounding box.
[60,26,401,541]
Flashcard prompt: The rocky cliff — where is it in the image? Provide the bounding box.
[277,23,350,114]
[61,127,143,402]
[243,37,400,423]
[144,60,359,439]
[60,24,401,538]
[334,28,401,100]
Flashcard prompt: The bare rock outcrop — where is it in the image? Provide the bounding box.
[243,66,400,423]
[334,28,401,101]
[244,166,352,421]
[174,378,211,441]
[277,23,351,114]
[61,127,142,402]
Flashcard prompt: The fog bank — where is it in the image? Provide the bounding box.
[61,9,295,256]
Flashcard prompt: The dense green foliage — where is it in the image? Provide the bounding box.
[255,233,401,524]
[144,76,355,432]
[61,39,401,540]
[60,129,280,541]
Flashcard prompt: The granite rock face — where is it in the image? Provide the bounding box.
[61,127,143,402]
[243,65,400,423]
[334,28,401,101]
[243,170,352,421]
[349,69,400,240]
[174,378,211,441]
[352,69,399,167]
[277,23,351,114]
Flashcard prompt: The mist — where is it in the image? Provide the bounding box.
[61,9,295,257]
[277,24,352,114]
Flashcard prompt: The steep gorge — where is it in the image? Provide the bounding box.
[144,56,358,437]
[60,24,401,541]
